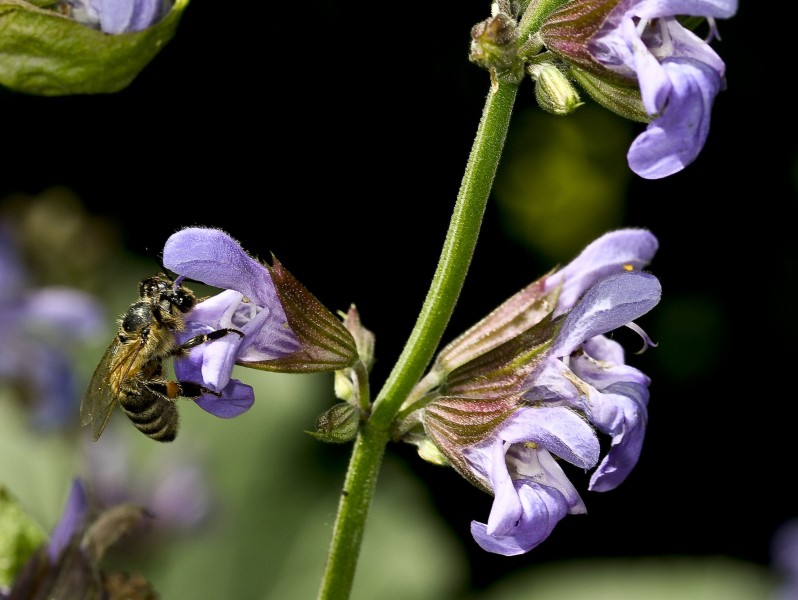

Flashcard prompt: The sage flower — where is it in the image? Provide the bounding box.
[67,0,173,34]
[540,0,736,178]
[162,227,301,417]
[414,229,661,555]
[589,0,738,178]
[162,227,357,418]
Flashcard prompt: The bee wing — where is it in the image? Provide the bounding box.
[80,336,144,441]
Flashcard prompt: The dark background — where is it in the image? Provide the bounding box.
[1,0,794,594]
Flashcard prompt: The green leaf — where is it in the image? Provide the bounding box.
[0,0,189,96]
[0,486,47,588]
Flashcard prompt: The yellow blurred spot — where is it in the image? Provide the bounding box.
[494,104,635,264]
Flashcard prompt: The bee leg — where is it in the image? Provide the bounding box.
[146,381,222,400]
[174,381,224,399]
[179,328,244,350]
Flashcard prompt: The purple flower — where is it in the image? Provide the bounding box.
[589,0,737,178]
[47,479,90,563]
[467,406,599,554]
[419,229,660,556]
[772,519,798,600]
[0,230,104,431]
[67,0,172,34]
[6,478,156,597]
[162,227,301,418]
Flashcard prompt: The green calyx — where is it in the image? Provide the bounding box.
[308,402,361,444]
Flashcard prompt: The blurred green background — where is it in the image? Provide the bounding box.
[0,0,794,598]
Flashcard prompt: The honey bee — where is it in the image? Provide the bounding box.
[80,273,242,442]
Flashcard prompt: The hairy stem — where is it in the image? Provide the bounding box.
[317,79,519,600]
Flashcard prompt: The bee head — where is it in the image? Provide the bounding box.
[139,275,172,300]
[139,274,197,314]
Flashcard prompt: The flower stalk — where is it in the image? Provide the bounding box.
[318,79,520,599]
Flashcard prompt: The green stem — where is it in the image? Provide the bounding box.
[317,78,519,600]
[317,424,388,600]
[354,361,371,414]
[371,79,519,429]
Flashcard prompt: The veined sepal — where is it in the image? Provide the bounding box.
[435,275,557,373]
[238,257,358,373]
[308,402,361,444]
[570,66,650,122]
[423,395,520,493]
[539,0,628,83]
[443,312,558,399]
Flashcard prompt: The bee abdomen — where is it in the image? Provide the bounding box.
[120,390,179,442]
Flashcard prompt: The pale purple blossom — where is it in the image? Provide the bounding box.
[0,230,104,431]
[590,0,737,178]
[458,229,661,555]
[48,479,90,563]
[467,406,599,554]
[772,519,798,600]
[67,0,172,34]
[162,227,300,418]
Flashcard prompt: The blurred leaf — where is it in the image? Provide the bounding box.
[0,485,47,588]
[0,390,79,526]
[471,556,774,600]
[0,0,188,96]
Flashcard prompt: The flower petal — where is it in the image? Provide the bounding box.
[499,406,600,469]
[163,227,280,309]
[49,479,88,563]
[24,288,104,340]
[635,0,738,20]
[553,272,662,357]
[570,347,650,491]
[194,379,255,418]
[628,58,722,179]
[545,229,659,315]
[471,481,570,556]
[587,386,647,491]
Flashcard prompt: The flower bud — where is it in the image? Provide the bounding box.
[341,305,375,371]
[308,402,360,444]
[469,12,525,83]
[410,435,450,467]
[529,62,583,116]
